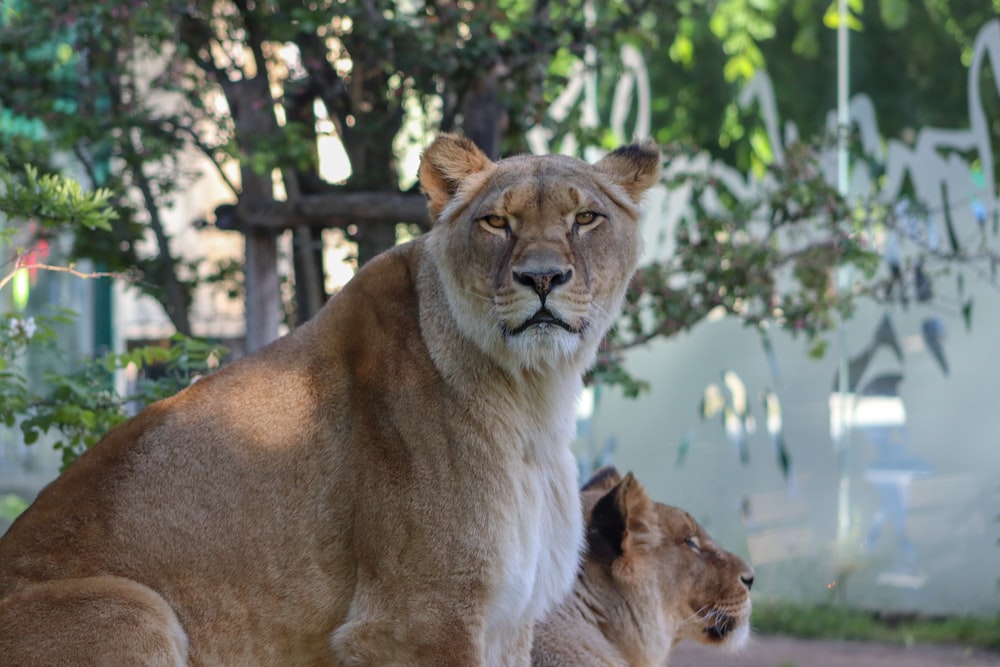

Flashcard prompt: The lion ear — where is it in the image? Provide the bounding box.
[418,133,495,220]
[593,140,661,203]
[586,472,658,564]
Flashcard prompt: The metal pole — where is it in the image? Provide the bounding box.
[835,0,852,550]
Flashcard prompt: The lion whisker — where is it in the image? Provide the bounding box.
[459,287,494,303]
[677,605,711,628]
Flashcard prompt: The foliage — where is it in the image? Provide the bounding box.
[1,326,224,469]
[590,138,885,395]
[0,494,28,533]
[752,600,1000,651]
[0,0,666,331]
[637,0,998,171]
[0,158,115,234]
[1,160,225,471]
[0,0,201,334]
[1,0,994,351]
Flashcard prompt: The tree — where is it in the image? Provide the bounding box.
[635,0,999,171]
[0,0,664,351]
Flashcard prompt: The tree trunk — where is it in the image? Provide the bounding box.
[225,76,283,353]
[285,84,330,323]
[244,227,281,353]
[127,149,192,337]
[292,225,325,324]
[460,65,508,161]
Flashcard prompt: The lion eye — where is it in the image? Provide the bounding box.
[574,211,599,226]
[685,536,701,552]
[480,214,508,230]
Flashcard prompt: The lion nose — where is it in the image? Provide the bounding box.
[740,572,755,591]
[513,268,573,300]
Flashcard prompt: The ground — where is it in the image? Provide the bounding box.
[671,635,1000,667]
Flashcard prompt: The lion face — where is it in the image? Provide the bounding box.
[418,136,660,371]
[582,468,754,654]
[649,504,754,647]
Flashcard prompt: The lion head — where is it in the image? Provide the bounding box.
[418,135,660,372]
[533,467,754,666]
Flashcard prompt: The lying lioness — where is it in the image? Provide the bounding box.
[0,136,660,666]
[532,468,754,667]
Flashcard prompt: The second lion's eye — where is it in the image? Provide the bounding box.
[575,211,597,226]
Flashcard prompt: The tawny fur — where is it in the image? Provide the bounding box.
[532,468,754,667]
[0,136,660,666]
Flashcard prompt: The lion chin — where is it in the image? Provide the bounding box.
[0,134,661,666]
[532,467,755,667]
[501,310,588,370]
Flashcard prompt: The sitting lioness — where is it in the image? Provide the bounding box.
[0,135,660,666]
[532,468,754,667]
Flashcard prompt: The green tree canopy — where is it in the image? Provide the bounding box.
[0,0,663,342]
[1,0,997,404]
[637,1,999,172]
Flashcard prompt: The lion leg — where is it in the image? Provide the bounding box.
[485,620,534,667]
[0,575,189,667]
[330,613,483,667]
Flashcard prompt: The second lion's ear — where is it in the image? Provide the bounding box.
[587,477,627,564]
[586,472,658,565]
[418,134,494,220]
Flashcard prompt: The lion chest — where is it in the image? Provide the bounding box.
[483,440,583,662]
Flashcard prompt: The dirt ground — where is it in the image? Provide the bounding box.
[669,635,1000,667]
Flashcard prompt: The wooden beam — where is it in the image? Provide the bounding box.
[241,191,431,231]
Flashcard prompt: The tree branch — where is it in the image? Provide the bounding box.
[232,0,270,80]
[164,120,240,197]
[0,260,125,294]
[123,128,193,336]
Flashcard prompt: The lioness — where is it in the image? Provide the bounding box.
[532,468,754,667]
[0,135,660,666]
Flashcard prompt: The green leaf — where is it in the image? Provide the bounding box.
[823,1,863,30]
[879,0,909,30]
[669,35,694,65]
[723,53,756,83]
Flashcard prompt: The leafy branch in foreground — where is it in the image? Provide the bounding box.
[1,161,225,471]
[2,329,225,470]
[0,158,116,233]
